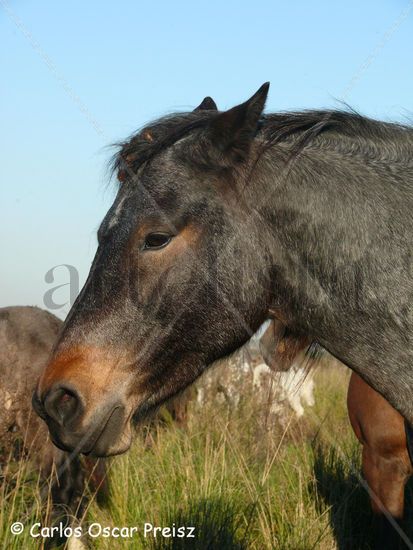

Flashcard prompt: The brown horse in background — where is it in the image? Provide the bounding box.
[348,373,413,549]
[0,306,107,547]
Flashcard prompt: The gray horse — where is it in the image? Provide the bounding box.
[0,306,107,546]
[33,84,413,459]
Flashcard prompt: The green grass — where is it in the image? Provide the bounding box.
[0,453,47,549]
[2,363,408,549]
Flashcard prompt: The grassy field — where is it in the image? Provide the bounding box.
[1,362,411,549]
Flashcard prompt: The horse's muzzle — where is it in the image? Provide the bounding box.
[32,385,130,457]
[32,345,136,456]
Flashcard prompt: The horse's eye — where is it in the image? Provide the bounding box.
[143,232,172,250]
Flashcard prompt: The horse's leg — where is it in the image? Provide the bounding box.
[348,373,413,549]
[362,445,410,550]
[43,453,86,549]
[83,456,109,506]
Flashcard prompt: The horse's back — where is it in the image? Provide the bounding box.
[0,306,62,469]
[0,305,61,385]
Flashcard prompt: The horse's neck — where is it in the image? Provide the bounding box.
[246,135,413,426]
[248,146,357,321]
[250,140,411,338]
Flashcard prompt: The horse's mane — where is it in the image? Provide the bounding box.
[263,109,413,142]
[111,108,413,183]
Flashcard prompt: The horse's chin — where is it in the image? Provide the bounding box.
[86,419,133,458]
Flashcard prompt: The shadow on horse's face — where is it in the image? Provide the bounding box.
[33,85,273,457]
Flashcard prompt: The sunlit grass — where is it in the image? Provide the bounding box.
[0,453,47,549]
[87,364,363,549]
[2,363,399,549]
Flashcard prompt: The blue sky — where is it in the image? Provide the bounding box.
[1,0,413,318]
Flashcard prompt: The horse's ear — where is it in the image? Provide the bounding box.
[208,82,269,162]
[194,97,218,111]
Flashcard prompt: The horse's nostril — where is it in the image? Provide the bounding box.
[43,385,83,427]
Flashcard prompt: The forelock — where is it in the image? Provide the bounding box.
[111,111,215,186]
